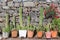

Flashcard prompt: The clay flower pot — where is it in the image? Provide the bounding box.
[37,31,43,38]
[27,30,34,38]
[51,31,57,38]
[45,32,51,38]
[11,29,17,38]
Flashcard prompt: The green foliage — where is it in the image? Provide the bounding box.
[2,27,10,32]
[36,25,44,31]
[27,24,35,31]
[39,7,44,25]
[5,13,9,27]
[45,6,56,18]
[52,18,60,32]
[19,7,23,27]
[16,24,27,30]
[51,18,58,30]
[45,23,51,32]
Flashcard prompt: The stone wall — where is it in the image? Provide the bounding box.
[0,0,60,28]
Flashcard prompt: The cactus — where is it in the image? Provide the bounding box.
[5,13,9,27]
[27,15,30,27]
[19,6,23,27]
[39,7,44,26]
[13,15,16,28]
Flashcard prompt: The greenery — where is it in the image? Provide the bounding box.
[27,24,35,31]
[16,24,27,30]
[45,6,56,19]
[2,27,10,32]
[36,25,44,31]
[5,13,9,28]
[3,13,10,32]
[45,23,51,32]
[19,6,23,27]
[51,18,57,30]
[39,7,44,25]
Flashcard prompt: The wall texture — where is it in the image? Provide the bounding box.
[0,0,60,28]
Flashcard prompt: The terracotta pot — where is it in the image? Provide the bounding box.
[51,31,57,38]
[37,31,43,38]
[27,30,34,38]
[11,30,17,38]
[45,32,51,38]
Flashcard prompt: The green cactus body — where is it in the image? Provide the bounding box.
[13,15,16,28]
[39,7,44,26]
[19,7,23,27]
[5,13,9,27]
[27,16,30,27]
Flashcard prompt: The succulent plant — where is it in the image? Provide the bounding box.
[19,6,23,27]
[45,23,51,32]
[5,13,9,27]
[39,7,44,26]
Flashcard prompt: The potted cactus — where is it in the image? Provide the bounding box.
[17,24,27,38]
[18,6,27,38]
[51,18,58,38]
[45,23,51,38]
[36,25,44,38]
[27,24,35,38]
[2,27,10,38]
[36,7,44,38]
[11,15,18,38]
[26,14,35,38]
[2,13,10,38]
[56,18,60,37]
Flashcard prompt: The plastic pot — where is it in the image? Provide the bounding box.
[19,30,27,38]
[2,32,9,38]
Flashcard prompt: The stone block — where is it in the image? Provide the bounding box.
[1,0,7,2]
[14,2,20,7]
[24,2,35,7]
[7,1,14,7]
[2,6,10,9]
[1,2,6,6]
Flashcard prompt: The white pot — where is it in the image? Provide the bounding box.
[46,0,51,2]
[19,30,27,38]
[2,32,9,38]
[0,35,2,40]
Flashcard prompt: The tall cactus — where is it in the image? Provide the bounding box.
[27,15,30,26]
[5,13,9,27]
[39,7,44,26]
[13,15,16,28]
[19,7,23,27]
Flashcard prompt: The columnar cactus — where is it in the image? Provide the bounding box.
[13,15,16,28]
[19,6,23,27]
[5,13,9,27]
[39,7,44,25]
[27,15,30,26]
